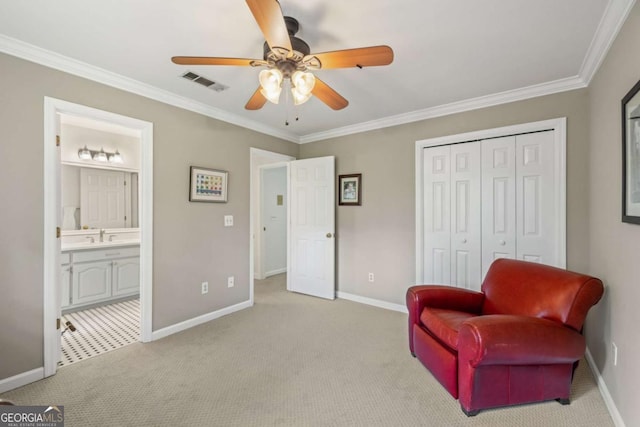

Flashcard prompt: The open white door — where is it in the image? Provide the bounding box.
[288,156,335,300]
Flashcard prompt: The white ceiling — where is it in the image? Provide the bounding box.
[0,0,633,143]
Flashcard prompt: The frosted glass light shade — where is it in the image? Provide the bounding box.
[93,148,108,162]
[78,145,92,160]
[259,69,283,104]
[291,88,312,105]
[291,71,315,95]
[109,150,123,164]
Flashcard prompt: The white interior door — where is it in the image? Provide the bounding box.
[423,146,451,284]
[288,156,335,300]
[80,168,126,229]
[481,136,517,277]
[515,131,557,264]
[54,115,62,366]
[450,142,481,290]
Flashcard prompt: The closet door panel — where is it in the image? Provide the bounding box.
[516,131,557,264]
[450,142,481,290]
[481,136,517,277]
[423,146,451,284]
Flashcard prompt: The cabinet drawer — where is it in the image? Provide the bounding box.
[72,246,140,263]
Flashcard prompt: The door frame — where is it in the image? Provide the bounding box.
[414,117,567,284]
[249,148,295,303]
[43,97,154,377]
[259,163,289,279]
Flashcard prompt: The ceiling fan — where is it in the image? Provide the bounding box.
[171,0,394,111]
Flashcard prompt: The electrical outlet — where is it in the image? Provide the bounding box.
[224,215,234,227]
[201,281,208,295]
[612,342,618,366]
[368,272,374,282]
[227,276,234,288]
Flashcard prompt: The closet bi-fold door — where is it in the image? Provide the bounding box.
[481,136,517,278]
[481,131,557,277]
[423,142,481,289]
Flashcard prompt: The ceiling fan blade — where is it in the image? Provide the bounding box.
[246,0,292,53]
[245,87,267,110]
[312,78,349,110]
[171,57,258,66]
[308,45,394,69]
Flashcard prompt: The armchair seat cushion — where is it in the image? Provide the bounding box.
[420,308,477,351]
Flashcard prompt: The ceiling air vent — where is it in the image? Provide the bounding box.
[181,71,229,92]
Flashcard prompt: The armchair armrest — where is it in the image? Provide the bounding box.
[458,315,586,367]
[406,285,484,353]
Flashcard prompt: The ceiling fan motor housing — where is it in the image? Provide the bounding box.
[262,16,311,75]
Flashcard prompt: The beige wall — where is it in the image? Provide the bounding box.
[587,3,640,424]
[300,89,590,305]
[0,52,298,379]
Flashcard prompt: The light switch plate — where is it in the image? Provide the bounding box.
[224,215,233,227]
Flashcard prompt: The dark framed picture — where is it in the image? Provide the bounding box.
[338,174,361,206]
[189,166,228,203]
[622,78,640,224]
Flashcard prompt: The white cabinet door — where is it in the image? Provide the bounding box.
[481,136,517,278]
[288,156,335,300]
[73,260,112,305]
[112,257,140,296]
[61,264,71,309]
[423,146,451,284]
[450,142,482,290]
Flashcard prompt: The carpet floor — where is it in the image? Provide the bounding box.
[60,298,140,367]
[1,275,614,426]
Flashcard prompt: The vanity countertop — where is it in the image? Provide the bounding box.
[61,240,140,252]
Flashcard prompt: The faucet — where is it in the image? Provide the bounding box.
[99,229,105,242]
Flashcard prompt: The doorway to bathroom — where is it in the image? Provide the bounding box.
[43,98,153,377]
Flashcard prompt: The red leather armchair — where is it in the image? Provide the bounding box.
[406,259,604,416]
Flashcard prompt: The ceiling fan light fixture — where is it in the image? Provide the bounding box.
[291,71,315,96]
[259,69,284,104]
[291,87,312,105]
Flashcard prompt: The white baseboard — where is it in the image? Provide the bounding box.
[151,300,252,341]
[265,268,287,278]
[585,348,625,427]
[0,368,44,394]
[337,291,408,313]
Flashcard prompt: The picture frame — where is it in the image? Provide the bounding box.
[338,174,362,206]
[622,78,640,224]
[189,166,228,203]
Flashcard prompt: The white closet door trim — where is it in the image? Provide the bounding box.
[414,118,566,284]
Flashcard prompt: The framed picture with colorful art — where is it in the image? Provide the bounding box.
[189,166,228,203]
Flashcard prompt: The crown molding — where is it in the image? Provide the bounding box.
[2,0,635,147]
[299,76,586,143]
[0,34,300,144]
[579,0,637,85]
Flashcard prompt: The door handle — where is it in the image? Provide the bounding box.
[499,240,506,246]
[326,233,334,238]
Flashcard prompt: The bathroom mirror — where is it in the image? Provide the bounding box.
[61,164,139,230]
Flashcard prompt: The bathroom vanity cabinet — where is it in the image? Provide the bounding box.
[61,245,139,311]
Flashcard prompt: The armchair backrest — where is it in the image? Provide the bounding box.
[480,259,604,331]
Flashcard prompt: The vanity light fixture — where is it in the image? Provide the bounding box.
[78,145,92,160]
[108,150,123,164]
[93,148,108,162]
[77,146,124,164]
